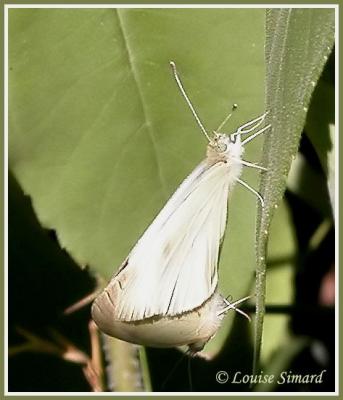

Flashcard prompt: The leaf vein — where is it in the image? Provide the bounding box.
[115,9,168,198]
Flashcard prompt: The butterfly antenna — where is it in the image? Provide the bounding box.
[216,103,238,132]
[170,61,211,142]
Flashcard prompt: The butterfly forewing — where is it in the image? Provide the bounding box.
[97,159,232,321]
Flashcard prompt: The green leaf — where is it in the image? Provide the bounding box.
[254,336,308,392]
[305,78,335,214]
[287,152,331,217]
[253,8,334,373]
[260,200,296,364]
[9,8,266,357]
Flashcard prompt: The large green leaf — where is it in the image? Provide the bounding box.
[9,8,265,356]
[260,200,296,364]
[254,8,334,373]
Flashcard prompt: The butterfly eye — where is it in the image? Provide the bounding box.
[217,142,227,153]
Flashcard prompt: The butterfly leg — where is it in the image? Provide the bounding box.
[241,124,271,145]
[218,295,252,322]
[236,178,264,207]
[241,160,268,171]
[236,112,268,135]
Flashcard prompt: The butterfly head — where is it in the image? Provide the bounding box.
[209,132,244,162]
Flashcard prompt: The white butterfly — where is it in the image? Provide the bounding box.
[92,62,270,353]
